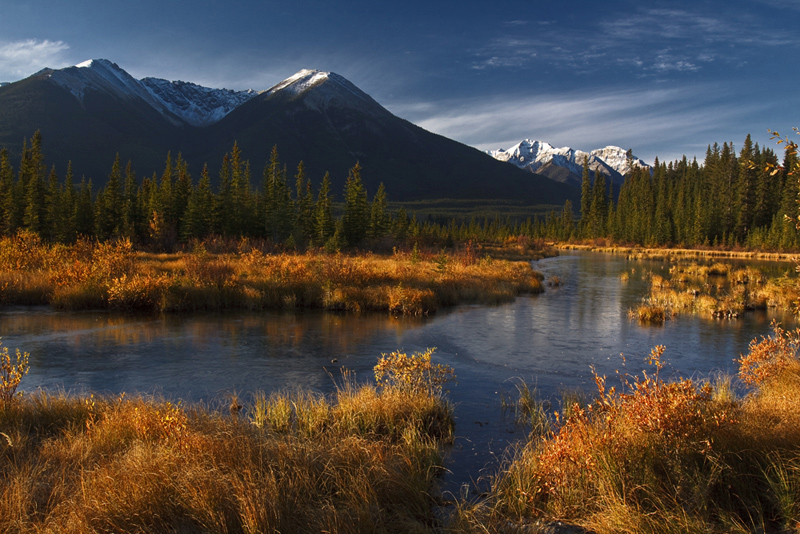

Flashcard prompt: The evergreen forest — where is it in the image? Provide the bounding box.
[1,131,798,252]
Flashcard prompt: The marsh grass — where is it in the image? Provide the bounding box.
[632,260,800,323]
[0,356,455,533]
[501,380,552,437]
[452,331,800,534]
[0,236,544,315]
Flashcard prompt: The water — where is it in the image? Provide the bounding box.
[1,251,796,493]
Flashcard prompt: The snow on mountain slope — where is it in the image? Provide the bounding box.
[140,78,257,127]
[42,59,258,127]
[488,139,649,183]
[46,59,161,109]
[263,68,385,116]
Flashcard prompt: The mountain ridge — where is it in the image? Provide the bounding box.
[488,139,650,187]
[37,59,260,127]
[0,59,579,209]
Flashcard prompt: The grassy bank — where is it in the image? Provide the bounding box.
[0,232,543,315]
[451,325,800,533]
[558,243,797,263]
[0,348,454,533]
[629,261,799,323]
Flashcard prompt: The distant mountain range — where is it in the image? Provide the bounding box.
[0,59,580,208]
[488,140,650,188]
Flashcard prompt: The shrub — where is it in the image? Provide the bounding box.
[738,321,800,387]
[374,348,455,396]
[0,339,29,407]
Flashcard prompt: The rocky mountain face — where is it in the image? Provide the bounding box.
[40,59,258,127]
[488,140,650,187]
[0,60,578,207]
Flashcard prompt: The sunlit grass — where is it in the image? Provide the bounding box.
[0,233,544,315]
[0,353,454,533]
[631,260,799,323]
[451,329,800,534]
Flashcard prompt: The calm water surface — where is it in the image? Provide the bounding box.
[1,251,796,492]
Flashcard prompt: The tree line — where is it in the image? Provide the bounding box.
[536,134,800,250]
[2,131,798,253]
[0,132,407,251]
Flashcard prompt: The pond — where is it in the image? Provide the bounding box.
[1,251,796,493]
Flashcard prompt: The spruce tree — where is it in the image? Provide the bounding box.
[121,160,139,240]
[20,134,46,235]
[342,162,369,247]
[44,165,60,241]
[58,162,77,243]
[579,156,592,236]
[74,178,94,237]
[589,171,608,237]
[368,182,390,239]
[314,171,335,245]
[0,148,14,234]
[262,146,293,242]
[182,163,215,240]
[294,162,315,245]
[96,154,123,240]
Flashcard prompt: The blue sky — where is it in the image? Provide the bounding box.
[0,0,798,165]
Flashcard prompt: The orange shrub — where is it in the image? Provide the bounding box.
[738,321,800,386]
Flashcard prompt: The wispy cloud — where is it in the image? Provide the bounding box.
[471,8,799,75]
[387,85,768,164]
[0,39,70,81]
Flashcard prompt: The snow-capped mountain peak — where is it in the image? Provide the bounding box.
[267,69,331,96]
[42,59,259,127]
[46,58,156,107]
[265,68,382,115]
[489,139,649,186]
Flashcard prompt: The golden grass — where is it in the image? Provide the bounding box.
[631,260,799,323]
[558,243,798,263]
[0,361,454,533]
[451,330,800,534]
[0,233,544,315]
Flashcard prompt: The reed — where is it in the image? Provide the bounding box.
[0,235,544,315]
[451,329,800,534]
[633,260,799,323]
[0,352,455,533]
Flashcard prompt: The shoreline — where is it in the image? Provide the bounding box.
[555,242,798,262]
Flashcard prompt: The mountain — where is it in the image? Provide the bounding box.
[488,140,650,188]
[44,59,258,127]
[0,60,578,208]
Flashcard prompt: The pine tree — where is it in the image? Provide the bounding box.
[21,133,46,235]
[96,154,123,240]
[579,156,592,236]
[0,148,14,235]
[294,162,315,245]
[342,162,369,247]
[262,146,293,242]
[121,160,139,240]
[368,182,390,239]
[734,135,756,242]
[589,171,608,237]
[74,178,94,237]
[44,165,60,241]
[314,171,335,245]
[182,163,215,240]
[58,162,77,243]
[172,153,192,241]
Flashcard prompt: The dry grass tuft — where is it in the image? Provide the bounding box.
[452,337,800,534]
[0,235,544,315]
[0,354,455,533]
[632,260,799,323]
